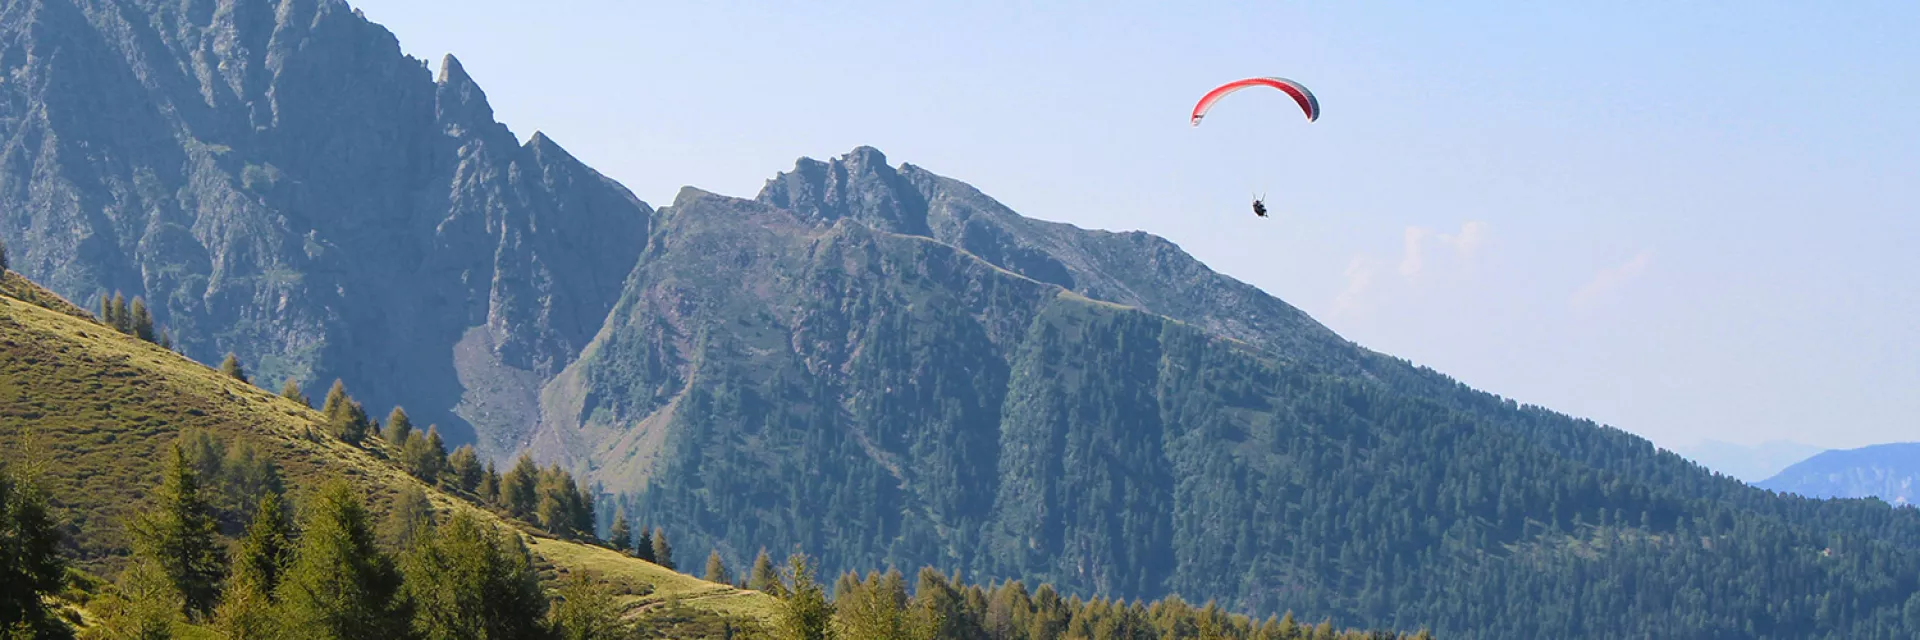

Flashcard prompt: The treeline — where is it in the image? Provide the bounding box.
[266,375,606,544]
[1,431,642,640]
[93,291,172,351]
[1,440,1429,639]
[749,550,1430,640]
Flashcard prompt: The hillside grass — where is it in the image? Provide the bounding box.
[0,277,776,622]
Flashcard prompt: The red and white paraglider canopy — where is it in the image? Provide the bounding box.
[1191,77,1319,126]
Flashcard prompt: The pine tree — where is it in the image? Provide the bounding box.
[0,237,8,273]
[320,380,349,419]
[214,494,292,640]
[320,381,371,446]
[384,407,414,444]
[402,429,448,485]
[235,492,295,596]
[0,459,66,637]
[832,570,907,640]
[650,528,675,571]
[750,548,782,596]
[220,353,249,384]
[549,570,623,640]
[478,462,501,506]
[272,480,411,639]
[400,511,548,640]
[634,527,656,563]
[130,444,228,620]
[501,454,540,519]
[95,557,187,639]
[99,292,119,330]
[109,292,131,333]
[381,485,435,551]
[447,446,482,493]
[705,550,732,585]
[158,328,173,351]
[130,296,156,343]
[771,553,834,640]
[607,509,632,556]
[280,378,309,407]
[908,568,980,640]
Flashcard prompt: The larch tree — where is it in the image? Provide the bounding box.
[220,352,249,384]
[271,480,411,639]
[129,444,228,620]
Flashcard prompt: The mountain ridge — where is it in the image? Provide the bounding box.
[1761,442,1920,504]
[10,2,1920,637]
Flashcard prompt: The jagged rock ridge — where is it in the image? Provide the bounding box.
[0,0,651,455]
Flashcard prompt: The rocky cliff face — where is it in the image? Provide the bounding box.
[0,0,650,454]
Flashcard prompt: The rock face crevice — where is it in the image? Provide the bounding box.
[0,0,651,456]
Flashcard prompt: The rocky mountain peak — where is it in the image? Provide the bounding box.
[757,146,931,236]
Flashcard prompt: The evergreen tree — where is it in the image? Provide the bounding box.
[384,407,414,444]
[0,237,8,273]
[381,486,435,552]
[771,554,834,640]
[400,511,548,640]
[157,328,172,351]
[501,454,540,520]
[447,446,482,494]
[478,462,501,506]
[272,480,411,639]
[220,353,249,384]
[833,568,908,640]
[607,509,632,556]
[280,379,309,407]
[649,528,675,571]
[907,568,980,640]
[214,494,293,640]
[320,381,371,445]
[129,296,156,343]
[750,548,782,596]
[320,380,349,420]
[241,492,295,594]
[705,550,731,585]
[402,429,448,485]
[129,444,227,620]
[99,292,121,330]
[95,557,187,640]
[0,460,66,637]
[111,292,130,333]
[549,571,623,640]
[634,527,656,563]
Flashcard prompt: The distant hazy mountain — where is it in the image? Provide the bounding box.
[1673,439,1824,483]
[1759,443,1920,504]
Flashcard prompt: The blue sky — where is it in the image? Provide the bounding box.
[347,0,1917,451]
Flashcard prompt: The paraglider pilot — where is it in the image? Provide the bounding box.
[1252,198,1268,218]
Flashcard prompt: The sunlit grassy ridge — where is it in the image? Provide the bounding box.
[0,276,776,622]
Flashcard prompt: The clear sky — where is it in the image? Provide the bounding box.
[346,0,1917,452]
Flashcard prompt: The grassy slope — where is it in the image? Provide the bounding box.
[0,275,775,623]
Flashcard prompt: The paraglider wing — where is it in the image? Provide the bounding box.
[1191,77,1320,126]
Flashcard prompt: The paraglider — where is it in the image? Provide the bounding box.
[1191,77,1319,127]
[1191,77,1319,218]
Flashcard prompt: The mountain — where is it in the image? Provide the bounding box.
[0,270,776,623]
[1760,443,1920,504]
[527,149,1920,638]
[0,0,650,458]
[12,2,1920,638]
[1674,439,1825,483]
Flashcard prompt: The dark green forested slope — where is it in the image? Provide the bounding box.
[543,186,1920,639]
